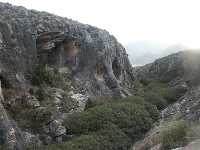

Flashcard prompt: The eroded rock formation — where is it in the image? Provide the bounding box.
[0,2,134,149]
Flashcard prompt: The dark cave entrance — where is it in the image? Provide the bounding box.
[112,58,121,79]
[0,75,11,89]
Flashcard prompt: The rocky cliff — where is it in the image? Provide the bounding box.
[0,2,134,149]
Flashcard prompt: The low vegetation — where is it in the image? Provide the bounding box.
[12,77,185,150]
[152,120,188,149]
[40,79,186,150]
[38,98,158,150]
[31,64,64,86]
[40,124,131,150]
[135,79,187,110]
[64,100,159,140]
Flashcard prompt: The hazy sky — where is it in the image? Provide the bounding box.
[1,0,200,48]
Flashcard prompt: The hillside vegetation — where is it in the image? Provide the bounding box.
[36,79,186,150]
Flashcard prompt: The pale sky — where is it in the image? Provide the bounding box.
[1,0,200,48]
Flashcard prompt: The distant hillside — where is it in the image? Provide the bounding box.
[132,50,200,150]
[125,42,186,66]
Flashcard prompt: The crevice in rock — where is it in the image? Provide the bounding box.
[112,58,121,80]
[0,75,11,89]
[95,63,106,80]
[64,39,79,65]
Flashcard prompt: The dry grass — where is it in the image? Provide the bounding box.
[151,120,188,149]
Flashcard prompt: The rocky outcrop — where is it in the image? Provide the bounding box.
[132,51,200,150]
[0,81,25,150]
[0,2,134,97]
[133,51,200,85]
[0,2,134,149]
[161,86,200,121]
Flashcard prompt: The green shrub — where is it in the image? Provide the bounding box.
[144,92,167,110]
[39,124,131,150]
[40,134,111,150]
[135,80,187,109]
[120,96,159,121]
[140,79,151,86]
[64,100,158,142]
[85,96,113,109]
[96,123,131,150]
[162,87,187,104]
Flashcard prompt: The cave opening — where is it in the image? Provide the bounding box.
[112,58,121,80]
[36,32,80,67]
[0,75,11,89]
[95,63,106,80]
[64,39,79,65]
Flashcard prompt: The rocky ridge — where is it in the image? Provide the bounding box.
[132,51,200,150]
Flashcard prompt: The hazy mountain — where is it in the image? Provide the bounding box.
[125,42,186,66]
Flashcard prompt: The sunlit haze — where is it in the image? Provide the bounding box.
[1,0,200,49]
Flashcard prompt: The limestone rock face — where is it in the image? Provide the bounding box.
[0,2,135,149]
[0,2,134,97]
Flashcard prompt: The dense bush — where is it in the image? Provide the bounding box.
[96,124,132,150]
[162,87,187,104]
[86,80,186,112]
[134,80,187,110]
[119,96,159,121]
[64,100,159,142]
[144,92,167,110]
[39,124,131,150]
[85,96,113,110]
[39,97,158,150]
[41,135,112,150]
[41,134,111,150]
